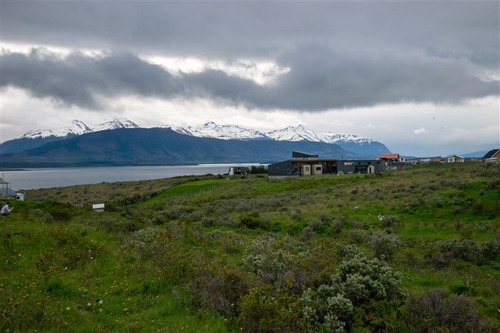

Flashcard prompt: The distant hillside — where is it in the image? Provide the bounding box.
[0,119,391,157]
[0,128,361,167]
[0,136,69,154]
[0,118,138,154]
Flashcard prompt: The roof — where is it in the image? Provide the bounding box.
[292,151,319,159]
[483,149,500,159]
[377,153,400,160]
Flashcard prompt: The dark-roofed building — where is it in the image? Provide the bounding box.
[337,160,388,174]
[483,149,500,163]
[268,151,336,176]
[268,159,338,176]
[268,152,392,176]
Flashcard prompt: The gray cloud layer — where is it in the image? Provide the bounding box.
[2,47,497,111]
[2,2,499,111]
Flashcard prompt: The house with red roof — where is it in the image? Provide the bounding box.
[377,153,405,163]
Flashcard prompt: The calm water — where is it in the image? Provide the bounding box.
[1,164,260,190]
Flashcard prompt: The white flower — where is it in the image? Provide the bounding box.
[87,303,91,307]
[66,307,71,311]
[98,300,103,306]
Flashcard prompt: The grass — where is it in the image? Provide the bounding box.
[1,162,499,331]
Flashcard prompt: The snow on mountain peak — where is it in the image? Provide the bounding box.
[266,125,322,142]
[93,118,139,131]
[177,122,268,140]
[18,118,139,139]
[18,118,376,146]
[20,119,93,139]
[167,122,376,144]
[318,132,375,144]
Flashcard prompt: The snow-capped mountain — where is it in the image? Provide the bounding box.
[169,122,375,145]
[93,118,139,132]
[317,132,375,144]
[18,118,139,139]
[2,119,389,157]
[20,120,93,139]
[177,122,269,141]
[266,125,322,142]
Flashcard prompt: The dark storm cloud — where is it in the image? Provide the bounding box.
[1,2,499,110]
[3,2,499,68]
[0,50,185,108]
[1,47,498,110]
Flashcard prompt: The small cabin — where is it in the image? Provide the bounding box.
[447,155,465,163]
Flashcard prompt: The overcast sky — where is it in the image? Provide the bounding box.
[1,1,499,156]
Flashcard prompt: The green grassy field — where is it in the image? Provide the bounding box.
[2,163,499,332]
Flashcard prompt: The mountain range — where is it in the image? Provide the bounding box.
[0,119,391,167]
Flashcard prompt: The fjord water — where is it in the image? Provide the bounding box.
[2,164,256,190]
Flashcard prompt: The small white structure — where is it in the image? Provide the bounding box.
[16,193,25,201]
[228,166,250,175]
[92,203,105,212]
[448,155,465,163]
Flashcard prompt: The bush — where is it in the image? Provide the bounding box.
[300,226,315,242]
[243,236,308,288]
[434,239,500,266]
[368,232,405,260]
[102,218,142,233]
[239,285,301,333]
[207,230,245,254]
[132,228,200,283]
[201,217,215,227]
[347,230,366,244]
[301,287,354,332]
[190,265,250,316]
[404,289,495,332]
[250,165,268,174]
[47,203,74,222]
[330,254,407,307]
[239,214,270,230]
[301,249,407,331]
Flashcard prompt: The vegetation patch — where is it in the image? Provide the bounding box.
[3,163,499,332]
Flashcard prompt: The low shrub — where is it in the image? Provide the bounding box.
[368,231,405,260]
[301,248,407,331]
[404,289,495,332]
[239,285,302,333]
[239,214,270,230]
[47,203,74,222]
[243,236,308,288]
[434,239,500,266]
[190,265,250,316]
